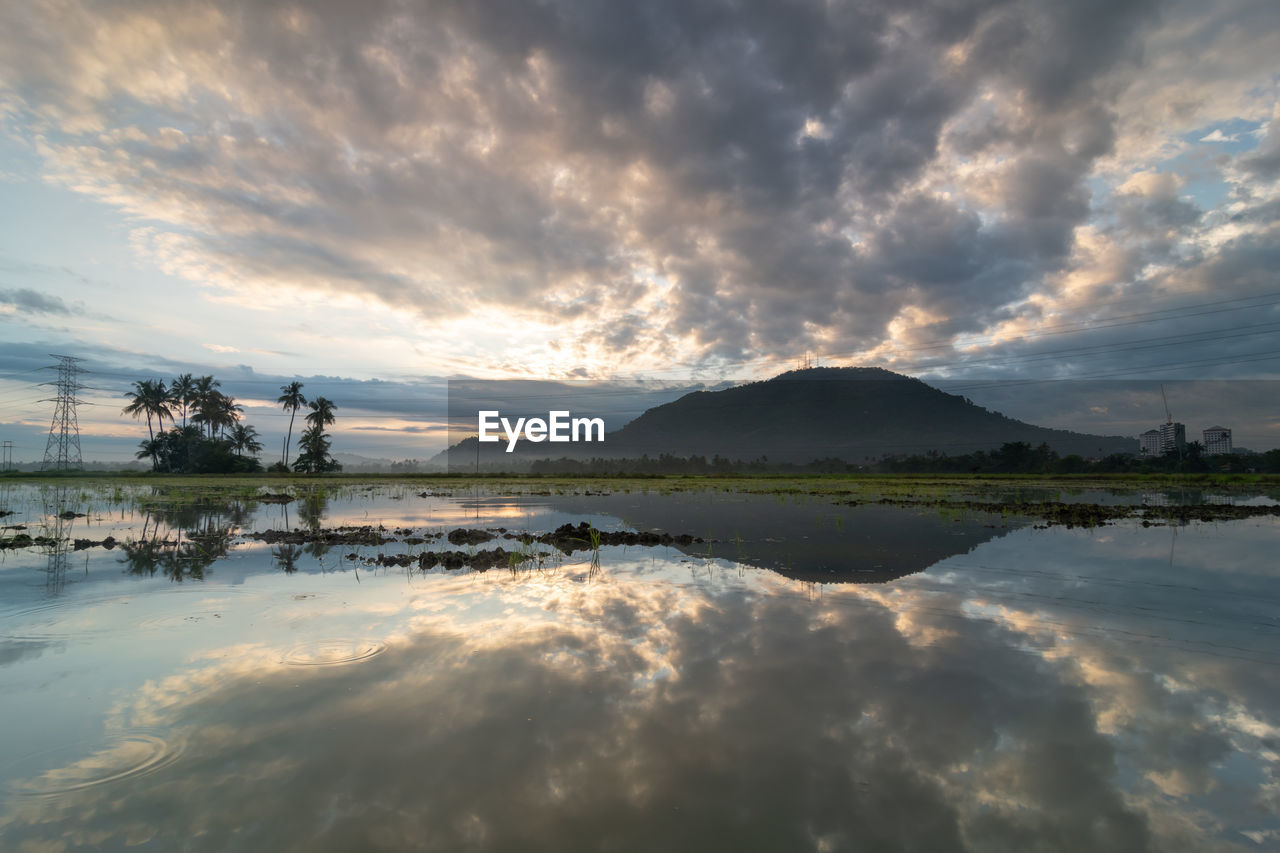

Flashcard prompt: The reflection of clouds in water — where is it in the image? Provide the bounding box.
[4,523,1278,851]
[885,525,1280,848]
[7,568,1248,852]
[0,639,59,669]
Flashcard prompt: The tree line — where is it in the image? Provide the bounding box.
[873,441,1280,475]
[525,442,1280,475]
[122,375,340,474]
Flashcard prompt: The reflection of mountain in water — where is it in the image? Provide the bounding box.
[546,491,1022,584]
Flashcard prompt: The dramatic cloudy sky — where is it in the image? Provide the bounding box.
[1,0,1278,461]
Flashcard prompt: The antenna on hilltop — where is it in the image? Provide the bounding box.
[40,354,86,471]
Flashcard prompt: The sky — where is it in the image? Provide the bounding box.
[1,0,1278,462]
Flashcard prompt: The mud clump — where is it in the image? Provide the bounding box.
[447,528,495,546]
[373,548,517,572]
[0,533,57,549]
[73,536,117,550]
[245,525,396,546]
[523,521,700,554]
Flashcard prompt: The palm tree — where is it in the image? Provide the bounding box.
[122,380,173,441]
[230,423,263,458]
[135,436,164,469]
[277,382,306,468]
[170,374,196,428]
[214,393,244,438]
[193,390,242,439]
[305,396,337,431]
[294,424,332,473]
[295,398,338,473]
[123,380,174,469]
[192,376,221,437]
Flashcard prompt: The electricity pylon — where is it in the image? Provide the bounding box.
[40,355,85,471]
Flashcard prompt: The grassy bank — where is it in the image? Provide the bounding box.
[4,469,1278,495]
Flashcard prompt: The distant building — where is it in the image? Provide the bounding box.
[1159,422,1186,455]
[1139,429,1162,456]
[1203,425,1232,455]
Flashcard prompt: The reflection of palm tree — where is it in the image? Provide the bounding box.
[121,539,166,576]
[277,382,307,468]
[123,503,237,581]
[298,487,328,530]
[304,540,330,562]
[166,526,231,581]
[272,544,304,573]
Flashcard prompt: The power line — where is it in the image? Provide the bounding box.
[942,348,1280,393]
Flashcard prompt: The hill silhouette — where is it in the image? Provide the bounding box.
[440,367,1135,468]
[600,367,1131,462]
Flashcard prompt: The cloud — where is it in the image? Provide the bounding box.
[1199,129,1237,143]
[0,287,75,315]
[0,0,1275,380]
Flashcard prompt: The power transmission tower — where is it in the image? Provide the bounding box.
[40,355,86,471]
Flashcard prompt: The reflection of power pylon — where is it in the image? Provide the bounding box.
[45,486,72,595]
[40,355,85,471]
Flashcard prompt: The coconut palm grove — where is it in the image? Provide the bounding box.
[122,375,339,473]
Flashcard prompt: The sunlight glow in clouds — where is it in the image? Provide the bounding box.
[0,0,1278,458]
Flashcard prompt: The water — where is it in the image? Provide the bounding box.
[0,481,1277,851]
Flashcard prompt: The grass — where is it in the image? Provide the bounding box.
[5,470,1279,491]
[3,473,1276,531]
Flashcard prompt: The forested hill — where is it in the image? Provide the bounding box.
[601,367,1134,463]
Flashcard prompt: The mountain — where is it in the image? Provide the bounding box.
[605,367,1134,462]
[437,367,1136,468]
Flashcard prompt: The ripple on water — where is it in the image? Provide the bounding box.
[280,638,387,667]
[2,733,181,801]
[135,610,227,631]
[0,587,261,641]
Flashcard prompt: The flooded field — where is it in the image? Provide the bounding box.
[1,478,1278,851]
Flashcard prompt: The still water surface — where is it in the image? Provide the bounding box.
[0,482,1277,851]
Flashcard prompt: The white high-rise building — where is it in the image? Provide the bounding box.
[1139,429,1161,456]
[1159,422,1185,455]
[1203,426,1232,455]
